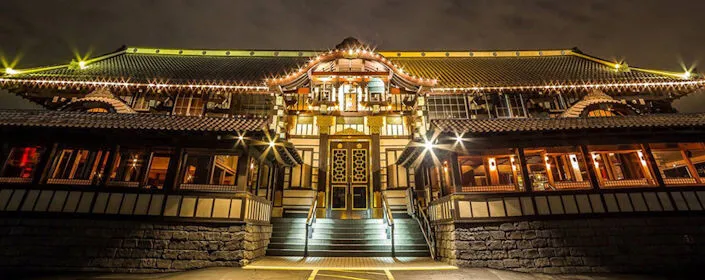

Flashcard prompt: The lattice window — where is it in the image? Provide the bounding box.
[331,149,348,184]
[426,94,469,120]
[351,149,368,183]
[173,93,204,116]
[231,94,274,116]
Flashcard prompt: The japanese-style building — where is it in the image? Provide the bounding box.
[2,37,705,274]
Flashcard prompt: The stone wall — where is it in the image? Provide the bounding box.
[0,217,271,272]
[435,216,705,274]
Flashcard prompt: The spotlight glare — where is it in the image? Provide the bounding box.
[424,140,433,151]
[4,68,19,75]
[269,141,275,147]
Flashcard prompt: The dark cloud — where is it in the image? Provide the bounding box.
[1,0,704,111]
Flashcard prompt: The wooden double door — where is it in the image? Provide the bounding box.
[329,141,370,212]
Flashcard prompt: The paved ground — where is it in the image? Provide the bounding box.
[9,267,679,280]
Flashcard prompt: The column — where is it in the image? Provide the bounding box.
[316,116,333,207]
[368,116,384,208]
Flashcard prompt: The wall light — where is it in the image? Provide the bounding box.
[269,141,275,148]
[78,61,87,70]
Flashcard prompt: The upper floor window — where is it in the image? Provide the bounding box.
[589,145,657,188]
[181,153,240,192]
[0,147,44,181]
[145,153,171,190]
[494,94,527,118]
[48,148,110,185]
[458,149,523,192]
[524,146,591,191]
[426,94,469,120]
[650,143,705,186]
[109,149,148,187]
[173,93,204,116]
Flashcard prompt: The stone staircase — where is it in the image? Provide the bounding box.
[267,216,430,257]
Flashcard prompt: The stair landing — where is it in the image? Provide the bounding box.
[245,256,456,271]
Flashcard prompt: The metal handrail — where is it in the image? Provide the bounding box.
[381,193,395,257]
[304,197,317,257]
[407,187,437,259]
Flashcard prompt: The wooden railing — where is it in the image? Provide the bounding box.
[428,186,705,224]
[0,185,272,224]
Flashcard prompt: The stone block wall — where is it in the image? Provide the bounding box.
[0,218,271,272]
[435,216,705,274]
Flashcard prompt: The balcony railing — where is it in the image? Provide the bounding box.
[428,186,705,224]
[0,185,271,224]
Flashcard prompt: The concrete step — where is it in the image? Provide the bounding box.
[266,248,430,257]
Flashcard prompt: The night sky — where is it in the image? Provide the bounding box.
[1,0,704,111]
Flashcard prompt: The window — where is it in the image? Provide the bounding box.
[292,116,317,136]
[181,153,240,191]
[589,145,656,188]
[247,158,260,194]
[173,93,204,116]
[524,147,591,191]
[650,143,705,185]
[494,94,527,118]
[49,149,110,184]
[457,149,523,192]
[109,149,148,187]
[382,116,409,136]
[231,94,274,116]
[0,147,44,181]
[145,154,171,190]
[426,94,469,119]
[290,149,313,188]
[386,149,411,189]
[258,164,271,196]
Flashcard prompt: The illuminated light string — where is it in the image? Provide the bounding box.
[265,48,438,87]
[431,79,705,92]
[0,78,270,91]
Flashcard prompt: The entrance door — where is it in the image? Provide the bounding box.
[330,141,369,212]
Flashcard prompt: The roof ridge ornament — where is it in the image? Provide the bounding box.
[335,37,367,50]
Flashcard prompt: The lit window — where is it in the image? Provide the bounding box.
[524,147,591,191]
[110,149,148,186]
[458,149,523,192]
[145,154,171,190]
[650,143,705,185]
[0,147,44,179]
[589,145,656,188]
[181,153,240,191]
[49,149,110,183]
[173,93,204,116]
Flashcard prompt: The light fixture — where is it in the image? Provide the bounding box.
[238,135,244,140]
[455,134,463,142]
[682,71,692,79]
[424,140,433,151]
[4,68,18,75]
[78,61,87,69]
[269,141,275,147]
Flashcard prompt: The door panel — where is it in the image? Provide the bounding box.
[329,142,369,212]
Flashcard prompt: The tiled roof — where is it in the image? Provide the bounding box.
[393,55,681,88]
[0,110,269,132]
[11,53,308,86]
[2,47,689,89]
[431,113,705,135]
